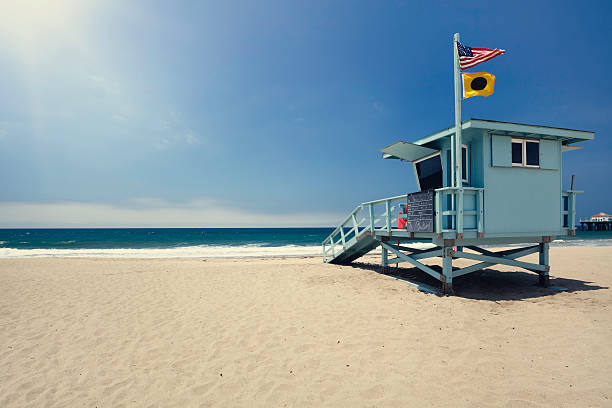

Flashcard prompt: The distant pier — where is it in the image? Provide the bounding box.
[579,219,612,231]
[580,212,612,231]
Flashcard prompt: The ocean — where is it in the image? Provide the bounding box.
[0,228,610,258]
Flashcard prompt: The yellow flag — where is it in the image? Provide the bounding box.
[462,72,495,99]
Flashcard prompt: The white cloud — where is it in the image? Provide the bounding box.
[85,72,206,150]
[153,111,204,149]
[0,199,342,228]
[185,130,200,145]
[153,138,170,150]
[153,128,203,150]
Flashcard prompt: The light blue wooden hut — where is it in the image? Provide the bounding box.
[322,118,594,294]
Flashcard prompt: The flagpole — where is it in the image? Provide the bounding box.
[453,33,462,190]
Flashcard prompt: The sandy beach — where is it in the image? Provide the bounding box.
[1,246,611,407]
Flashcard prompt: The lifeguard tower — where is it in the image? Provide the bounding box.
[322,118,594,294]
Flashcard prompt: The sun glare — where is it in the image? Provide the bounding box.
[1,0,82,47]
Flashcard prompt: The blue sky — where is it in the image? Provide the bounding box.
[0,0,610,227]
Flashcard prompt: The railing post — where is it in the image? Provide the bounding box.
[538,242,550,287]
[567,192,576,231]
[352,213,358,238]
[322,242,326,262]
[340,223,346,248]
[442,246,454,295]
[330,236,335,258]
[381,243,389,273]
[369,203,375,231]
[477,189,484,235]
[457,188,464,237]
[435,190,442,233]
[450,191,455,230]
[385,200,391,232]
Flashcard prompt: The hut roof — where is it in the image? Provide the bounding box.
[413,119,594,147]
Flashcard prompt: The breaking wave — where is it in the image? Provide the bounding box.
[0,244,324,259]
[551,239,612,247]
[0,239,609,259]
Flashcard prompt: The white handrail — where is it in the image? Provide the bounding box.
[322,194,409,259]
[324,189,490,260]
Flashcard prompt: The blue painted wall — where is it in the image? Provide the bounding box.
[412,129,568,235]
[483,134,562,234]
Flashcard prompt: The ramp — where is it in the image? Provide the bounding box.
[326,231,380,264]
[322,195,407,264]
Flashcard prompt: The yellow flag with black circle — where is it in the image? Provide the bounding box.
[462,72,495,99]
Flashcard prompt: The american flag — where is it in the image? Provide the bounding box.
[457,41,505,70]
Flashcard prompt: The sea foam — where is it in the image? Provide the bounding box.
[0,238,609,259]
[0,244,324,259]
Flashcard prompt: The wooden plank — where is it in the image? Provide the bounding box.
[477,189,484,234]
[539,242,549,267]
[453,249,547,272]
[442,247,453,283]
[385,250,443,263]
[412,249,443,260]
[382,242,443,282]
[464,245,541,257]
[385,200,391,232]
[384,243,443,260]
[453,245,541,277]
[386,243,441,254]
[442,210,476,216]
[381,245,388,267]
[457,189,464,235]
[435,191,442,233]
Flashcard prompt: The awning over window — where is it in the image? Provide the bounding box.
[380,141,439,162]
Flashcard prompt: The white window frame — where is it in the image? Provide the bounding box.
[511,138,540,168]
[461,144,469,183]
[413,152,442,192]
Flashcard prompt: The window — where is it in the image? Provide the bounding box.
[511,138,539,167]
[414,153,443,191]
[511,141,523,165]
[525,141,539,166]
[461,144,469,183]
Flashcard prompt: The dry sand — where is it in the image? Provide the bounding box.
[1,246,611,407]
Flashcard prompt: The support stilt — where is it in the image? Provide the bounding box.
[442,246,454,295]
[381,243,389,274]
[376,240,552,295]
[538,242,550,287]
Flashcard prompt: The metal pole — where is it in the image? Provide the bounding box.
[450,123,455,189]
[453,33,463,189]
